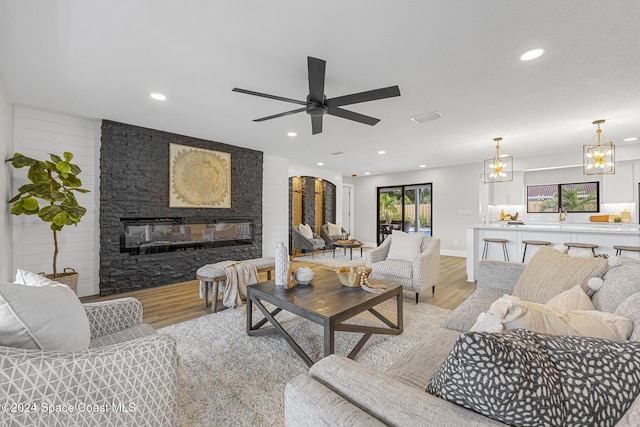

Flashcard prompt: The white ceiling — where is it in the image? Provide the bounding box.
[1,1,639,176]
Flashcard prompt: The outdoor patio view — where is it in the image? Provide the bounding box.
[377,183,432,244]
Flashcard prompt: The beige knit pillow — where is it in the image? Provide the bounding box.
[512,246,608,304]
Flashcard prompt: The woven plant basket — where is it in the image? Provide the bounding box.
[41,268,79,294]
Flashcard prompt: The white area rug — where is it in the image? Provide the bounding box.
[293,249,368,269]
[159,298,451,426]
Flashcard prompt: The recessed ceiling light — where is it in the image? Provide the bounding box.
[419,164,426,168]
[317,162,324,166]
[287,132,297,137]
[520,48,544,61]
[624,137,638,142]
[377,150,386,155]
[364,172,370,175]
[150,93,167,101]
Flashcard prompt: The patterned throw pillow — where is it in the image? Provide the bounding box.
[427,329,640,427]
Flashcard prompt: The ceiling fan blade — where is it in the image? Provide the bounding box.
[307,57,326,103]
[232,88,307,106]
[328,107,380,126]
[325,85,401,108]
[253,107,306,122]
[311,115,323,135]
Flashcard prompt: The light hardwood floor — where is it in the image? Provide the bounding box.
[81,255,475,329]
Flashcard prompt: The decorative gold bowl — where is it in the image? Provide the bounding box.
[336,267,372,287]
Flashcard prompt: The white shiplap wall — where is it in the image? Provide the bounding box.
[12,106,100,296]
[262,155,290,257]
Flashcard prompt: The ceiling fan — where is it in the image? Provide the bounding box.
[232,56,401,135]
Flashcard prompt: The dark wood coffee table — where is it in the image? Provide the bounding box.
[333,240,364,260]
[246,268,403,367]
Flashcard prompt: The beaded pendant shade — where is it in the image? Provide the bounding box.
[584,119,615,175]
[483,137,513,183]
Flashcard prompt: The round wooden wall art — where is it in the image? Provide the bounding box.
[169,143,231,208]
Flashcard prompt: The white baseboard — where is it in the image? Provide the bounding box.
[441,249,466,257]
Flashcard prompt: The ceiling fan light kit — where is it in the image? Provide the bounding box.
[233,56,400,135]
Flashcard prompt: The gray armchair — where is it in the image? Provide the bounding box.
[0,298,178,427]
[321,223,348,250]
[365,235,440,304]
[292,227,326,258]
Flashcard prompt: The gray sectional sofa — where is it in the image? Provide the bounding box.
[284,253,640,426]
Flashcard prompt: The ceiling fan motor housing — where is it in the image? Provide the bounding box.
[306,102,328,116]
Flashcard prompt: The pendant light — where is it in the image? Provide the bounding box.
[583,119,615,175]
[483,137,513,183]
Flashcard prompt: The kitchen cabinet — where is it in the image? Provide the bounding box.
[602,162,634,203]
[490,171,524,205]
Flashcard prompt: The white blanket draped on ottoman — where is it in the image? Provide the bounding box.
[198,261,259,309]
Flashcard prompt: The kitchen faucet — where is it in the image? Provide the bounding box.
[559,206,568,222]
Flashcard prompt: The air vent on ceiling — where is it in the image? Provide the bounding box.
[410,111,442,124]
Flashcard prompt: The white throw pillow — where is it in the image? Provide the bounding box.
[387,230,423,261]
[471,294,633,341]
[327,222,342,237]
[0,279,90,351]
[298,223,313,240]
[15,268,68,287]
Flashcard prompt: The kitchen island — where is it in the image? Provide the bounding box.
[466,222,640,281]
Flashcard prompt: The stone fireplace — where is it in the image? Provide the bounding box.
[99,120,263,295]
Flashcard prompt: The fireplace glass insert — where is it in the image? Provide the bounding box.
[120,217,254,254]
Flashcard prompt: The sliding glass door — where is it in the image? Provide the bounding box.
[377,183,432,245]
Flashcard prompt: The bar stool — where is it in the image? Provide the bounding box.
[564,242,598,255]
[521,240,551,263]
[482,238,509,261]
[614,245,640,256]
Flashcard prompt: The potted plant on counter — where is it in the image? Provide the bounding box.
[5,152,89,292]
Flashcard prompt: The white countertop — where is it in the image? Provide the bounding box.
[468,222,640,233]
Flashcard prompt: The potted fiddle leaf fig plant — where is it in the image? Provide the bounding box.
[6,152,89,291]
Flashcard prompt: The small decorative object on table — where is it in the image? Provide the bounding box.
[336,239,361,245]
[274,241,289,286]
[295,266,314,285]
[336,266,372,287]
[361,279,388,294]
[284,267,298,289]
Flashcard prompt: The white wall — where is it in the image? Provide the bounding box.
[262,155,290,257]
[12,107,100,296]
[0,75,13,281]
[353,163,481,256]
